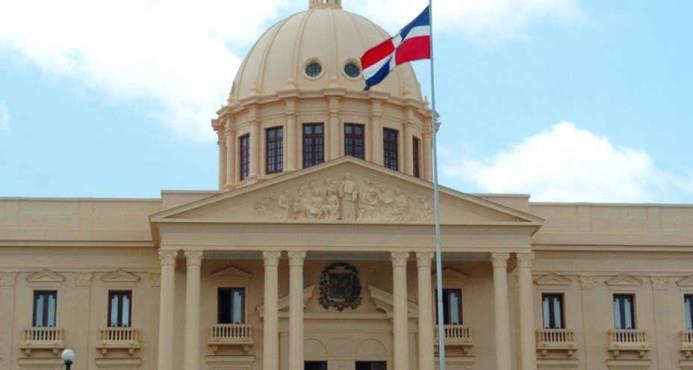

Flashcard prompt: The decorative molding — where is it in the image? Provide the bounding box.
[158,250,178,266]
[149,272,161,287]
[184,250,204,266]
[390,252,409,268]
[491,253,510,269]
[73,272,93,287]
[415,252,433,268]
[254,173,433,222]
[605,274,643,287]
[534,273,572,287]
[210,265,253,281]
[677,275,693,288]
[650,277,669,290]
[579,276,600,290]
[288,251,307,267]
[319,262,362,311]
[516,252,535,268]
[26,270,66,286]
[262,251,281,267]
[0,272,17,287]
[367,285,418,318]
[101,270,141,285]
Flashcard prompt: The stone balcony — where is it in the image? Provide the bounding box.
[19,327,65,356]
[435,325,473,354]
[608,329,649,358]
[208,324,254,353]
[682,330,693,359]
[536,329,577,358]
[96,327,141,356]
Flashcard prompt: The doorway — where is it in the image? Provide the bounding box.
[305,361,328,370]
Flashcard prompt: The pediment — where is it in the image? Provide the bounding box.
[26,270,66,285]
[436,268,469,283]
[605,274,643,287]
[210,265,253,281]
[367,285,418,317]
[151,157,543,226]
[100,270,141,284]
[257,285,315,315]
[534,273,572,287]
[677,275,693,287]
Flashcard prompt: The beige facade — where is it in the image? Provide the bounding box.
[2,2,693,370]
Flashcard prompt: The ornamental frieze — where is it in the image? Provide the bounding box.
[254,173,433,222]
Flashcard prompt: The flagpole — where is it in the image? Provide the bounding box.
[428,1,447,370]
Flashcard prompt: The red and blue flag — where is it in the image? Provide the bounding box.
[361,6,431,90]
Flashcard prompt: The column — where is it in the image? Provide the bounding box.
[391,252,410,370]
[422,131,432,181]
[217,128,227,190]
[285,99,297,171]
[157,250,177,370]
[328,96,340,160]
[184,250,203,370]
[492,253,512,370]
[250,121,260,179]
[288,251,306,370]
[225,120,236,188]
[517,252,537,370]
[263,251,281,370]
[416,253,434,370]
[371,101,383,165]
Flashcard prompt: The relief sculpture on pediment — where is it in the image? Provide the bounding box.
[255,173,433,222]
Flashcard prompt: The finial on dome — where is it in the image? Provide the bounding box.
[309,0,341,9]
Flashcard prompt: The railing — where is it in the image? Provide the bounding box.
[208,324,254,353]
[608,329,649,357]
[20,327,64,356]
[97,327,140,356]
[536,329,577,357]
[682,330,693,358]
[435,325,473,353]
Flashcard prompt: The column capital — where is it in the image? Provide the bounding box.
[391,252,410,267]
[416,252,434,268]
[491,253,510,269]
[263,251,282,267]
[288,251,307,267]
[184,250,204,266]
[516,252,534,268]
[158,250,178,266]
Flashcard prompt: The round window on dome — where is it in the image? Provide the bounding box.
[344,62,361,78]
[305,62,323,78]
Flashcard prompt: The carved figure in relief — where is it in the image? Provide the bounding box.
[338,173,359,220]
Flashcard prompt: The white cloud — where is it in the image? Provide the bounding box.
[442,122,691,202]
[0,103,10,133]
[0,0,583,140]
[349,0,584,41]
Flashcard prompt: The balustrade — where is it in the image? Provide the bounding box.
[608,329,649,358]
[20,327,64,356]
[536,329,577,357]
[208,323,254,353]
[435,325,473,354]
[682,330,693,359]
[96,327,141,356]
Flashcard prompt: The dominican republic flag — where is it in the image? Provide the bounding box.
[361,6,431,90]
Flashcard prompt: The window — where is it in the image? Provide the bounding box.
[33,291,57,327]
[305,62,322,78]
[108,291,132,327]
[305,362,328,370]
[239,134,250,181]
[303,123,324,168]
[613,294,636,329]
[383,128,399,171]
[266,127,284,174]
[356,362,387,370]
[412,137,421,178]
[344,123,365,160]
[344,62,360,78]
[685,295,693,330]
[437,288,462,325]
[218,288,245,324]
[542,293,565,329]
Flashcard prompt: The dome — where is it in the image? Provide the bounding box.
[229,0,423,102]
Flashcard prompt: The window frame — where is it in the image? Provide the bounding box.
[412,136,421,178]
[613,293,637,330]
[685,294,693,330]
[541,293,565,329]
[265,126,284,174]
[217,287,246,324]
[344,123,365,160]
[383,128,399,171]
[303,123,325,169]
[32,290,58,328]
[239,134,250,181]
[108,290,133,328]
[436,288,463,325]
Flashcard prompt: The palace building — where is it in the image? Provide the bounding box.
[2,1,693,370]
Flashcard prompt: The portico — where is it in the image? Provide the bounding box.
[150,157,543,370]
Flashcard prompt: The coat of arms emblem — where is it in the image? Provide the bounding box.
[319,262,362,311]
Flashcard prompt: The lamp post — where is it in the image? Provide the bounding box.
[61,349,74,370]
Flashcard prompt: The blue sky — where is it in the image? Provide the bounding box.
[0,0,691,203]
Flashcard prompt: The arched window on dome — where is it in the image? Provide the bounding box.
[383,128,399,171]
[303,123,324,168]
